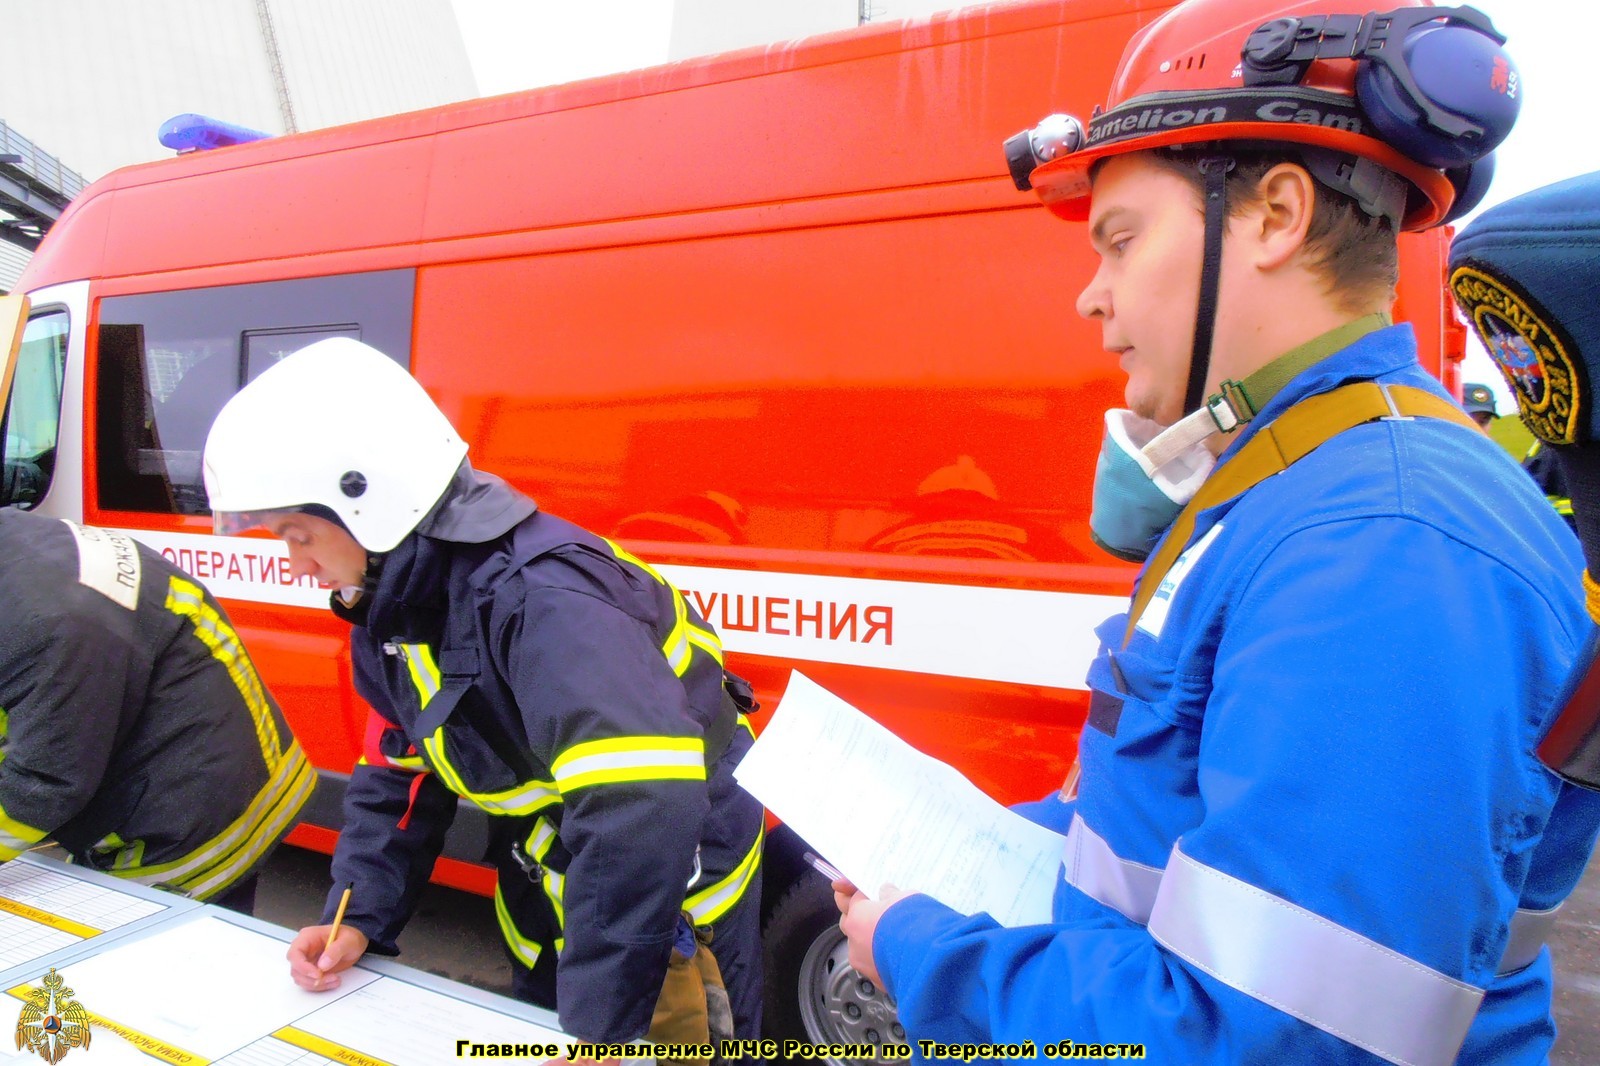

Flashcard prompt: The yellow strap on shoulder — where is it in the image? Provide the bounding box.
[1123,382,1476,645]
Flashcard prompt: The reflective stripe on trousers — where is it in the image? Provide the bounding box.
[1061,813,1559,1066]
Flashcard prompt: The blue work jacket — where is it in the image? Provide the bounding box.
[874,324,1600,1064]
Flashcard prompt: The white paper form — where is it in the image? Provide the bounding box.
[0,861,168,972]
[271,974,568,1065]
[735,671,1066,927]
[5,915,381,1063]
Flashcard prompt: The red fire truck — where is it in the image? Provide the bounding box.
[0,0,1463,1052]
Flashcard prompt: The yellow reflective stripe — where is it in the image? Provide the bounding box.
[602,537,667,585]
[524,817,557,862]
[550,736,706,793]
[165,576,282,767]
[423,729,562,816]
[181,754,315,900]
[663,628,692,677]
[686,622,724,666]
[686,824,764,926]
[0,806,47,860]
[543,868,566,930]
[109,742,313,891]
[736,713,754,740]
[422,729,469,794]
[398,644,441,708]
[405,645,559,815]
[1551,496,1575,516]
[493,882,543,968]
[605,537,723,673]
[663,589,693,677]
[112,839,146,872]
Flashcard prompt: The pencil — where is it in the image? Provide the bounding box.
[325,882,353,956]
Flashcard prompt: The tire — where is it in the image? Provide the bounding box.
[762,874,905,1064]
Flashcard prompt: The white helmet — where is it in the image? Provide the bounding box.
[203,337,468,553]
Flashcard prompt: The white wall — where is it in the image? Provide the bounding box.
[269,0,476,130]
[0,0,477,181]
[0,239,29,293]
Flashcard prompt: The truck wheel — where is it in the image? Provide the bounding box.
[763,875,905,1064]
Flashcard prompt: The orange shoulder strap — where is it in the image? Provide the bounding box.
[1122,382,1476,645]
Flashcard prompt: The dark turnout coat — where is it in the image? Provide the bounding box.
[323,481,763,1043]
[0,509,312,898]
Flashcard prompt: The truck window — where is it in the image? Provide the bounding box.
[0,309,70,509]
[94,270,414,515]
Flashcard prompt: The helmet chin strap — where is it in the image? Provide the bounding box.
[1184,157,1237,416]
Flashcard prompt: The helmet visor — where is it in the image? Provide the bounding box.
[212,508,302,537]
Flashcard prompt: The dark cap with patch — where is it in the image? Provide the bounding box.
[1449,171,1600,446]
[1462,383,1496,418]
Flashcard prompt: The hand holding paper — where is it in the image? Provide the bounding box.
[735,671,1065,927]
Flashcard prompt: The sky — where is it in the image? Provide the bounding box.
[449,0,1600,414]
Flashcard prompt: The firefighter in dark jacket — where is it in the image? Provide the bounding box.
[0,509,313,910]
[201,337,765,1048]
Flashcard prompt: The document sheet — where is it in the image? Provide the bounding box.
[734,671,1066,927]
[0,914,564,1065]
[0,862,167,973]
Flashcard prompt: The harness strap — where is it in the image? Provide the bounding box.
[1125,381,1476,644]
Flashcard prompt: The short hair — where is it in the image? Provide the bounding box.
[1140,147,1401,314]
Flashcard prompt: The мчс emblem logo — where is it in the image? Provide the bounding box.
[1450,264,1585,445]
[14,969,91,1064]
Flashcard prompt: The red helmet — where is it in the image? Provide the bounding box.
[1016,0,1519,230]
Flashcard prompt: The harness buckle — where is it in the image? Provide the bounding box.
[1378,382,1414,421]
[1206,379,1256,433]
[685,846,703,892]
[509,839,544,883]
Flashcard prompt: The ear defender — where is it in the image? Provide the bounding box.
[1353,16,1519,169]
[1243,6,1520,170]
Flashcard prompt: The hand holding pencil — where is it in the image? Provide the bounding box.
[286,881,369,992]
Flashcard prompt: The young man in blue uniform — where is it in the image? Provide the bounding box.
[201,338,765,1051]
[836,1,1600,1062]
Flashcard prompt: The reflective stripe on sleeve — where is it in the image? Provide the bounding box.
[686,824,763,926]
[1148,844,1483,1066]
[550,736,706,793]
[1061,813,1163,925]
[0,806,48,860]
[493,882,543,969]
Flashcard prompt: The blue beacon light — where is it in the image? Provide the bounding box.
[158,114,271,153]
